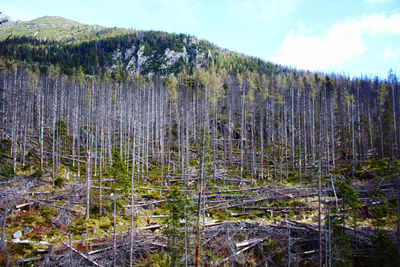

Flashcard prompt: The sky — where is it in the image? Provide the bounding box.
[1,0,400,78]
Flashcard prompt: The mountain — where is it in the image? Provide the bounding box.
[0,12,18,28]
[0,15,105,40]
[0,16,280,76]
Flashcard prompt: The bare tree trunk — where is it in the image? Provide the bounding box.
[318,170,322,267]
[51,80,58,180]
[397,182,400,265]
[39,93,44,171]
[113,176,117,267]
[260,110,264,180]
[330,97,335,169]
[351,96,356,177]
[291,87,295,170]
[212,106,217,184]
[68,196,73,266]
[0,209,9,250]
[130,118,136,267]
[251,108,256,183]
[85,150,91,221]
[240,86,245,180]
[195,118,206,267]
[99,129,103,216]
[392,80,398,157]
[318,89,323,267]
[167,100,172,185]
[287,220,291,267]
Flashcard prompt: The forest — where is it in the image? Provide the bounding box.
[1,16,400,267]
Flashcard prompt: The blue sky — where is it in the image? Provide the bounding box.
[1,0,400,78]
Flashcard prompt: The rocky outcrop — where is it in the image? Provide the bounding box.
[125,46,136,72]
[161,46,188,70]
[109,38,210,76]
[136,45,149,73]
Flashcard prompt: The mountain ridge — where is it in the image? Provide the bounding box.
[0,15,282,76]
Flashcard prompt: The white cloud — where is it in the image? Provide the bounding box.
[296,21,313,35]
[229,0,301,22]
[383,46,400,59]
[270,14,400,71]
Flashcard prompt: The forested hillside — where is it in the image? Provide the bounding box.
[0,16,281,77]
[0,15,399,267]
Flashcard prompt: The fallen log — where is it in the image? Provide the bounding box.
[241,206,312,211]
[235,238,263,249]
[15,202,35,209]
[211,235,270,267]
[62,242,102,267]
[21,198,81,215]
[138,224,161,231]
[139,215,169,218]
[15,256,43,264]
[205,222,225,227]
